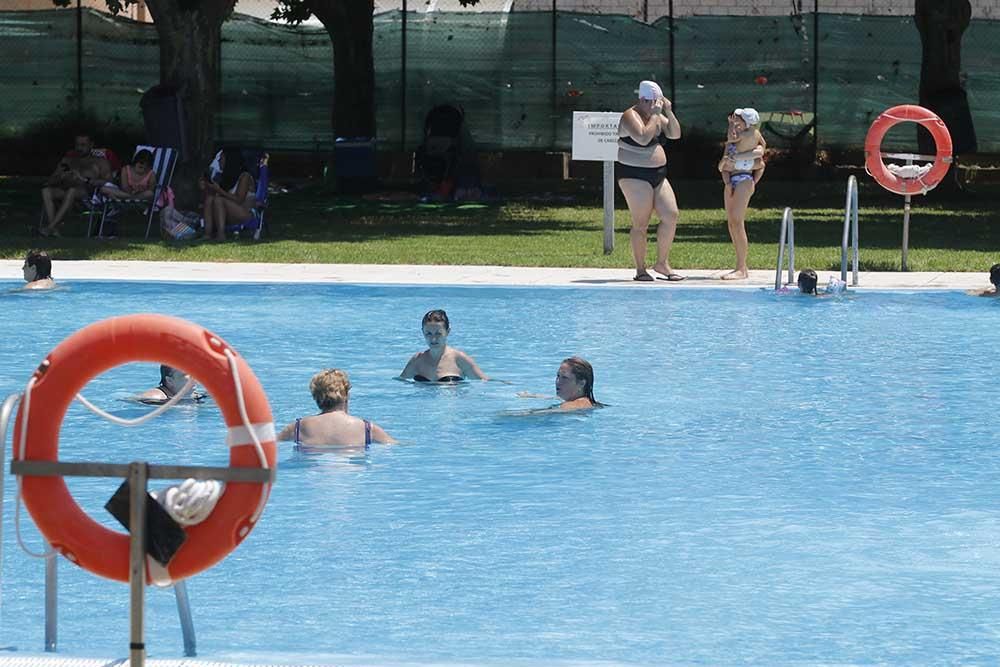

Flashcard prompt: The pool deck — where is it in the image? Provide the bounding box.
[0,260,989,289]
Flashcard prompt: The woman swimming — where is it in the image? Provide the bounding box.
[518,357,604,412]
[399,309,488,382]
[277,369,395,448]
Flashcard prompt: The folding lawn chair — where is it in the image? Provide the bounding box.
[224,153,270,240]
[36,146,121,236]
[90,145,178,239]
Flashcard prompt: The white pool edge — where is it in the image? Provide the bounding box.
[1,260,990,290]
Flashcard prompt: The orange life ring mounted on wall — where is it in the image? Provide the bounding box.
[864,104,953,196]
[12,314,277,584]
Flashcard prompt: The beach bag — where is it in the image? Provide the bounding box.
[160,205,199,240]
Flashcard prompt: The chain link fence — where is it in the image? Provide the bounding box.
[1,4,998,154]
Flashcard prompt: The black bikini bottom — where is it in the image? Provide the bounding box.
[414,375,464,383]
[616,163,667,190]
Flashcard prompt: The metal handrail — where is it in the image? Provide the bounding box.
[841,175,860,286]
[0,393,21,645]
[774,207,795,290]
[2,394,205,658]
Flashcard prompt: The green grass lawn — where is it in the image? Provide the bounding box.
[2,176,999,272]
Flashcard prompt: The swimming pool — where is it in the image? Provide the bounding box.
[1,281,999,664]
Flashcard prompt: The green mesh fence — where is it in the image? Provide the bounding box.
[1,8,998,153]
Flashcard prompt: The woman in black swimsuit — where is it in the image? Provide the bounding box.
[398,309,489,382]
[277,369,395,447]
[617,80,684,282]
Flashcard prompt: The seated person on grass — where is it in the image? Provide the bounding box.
[39,133,114,237]
[200,148,255,242]
[99,149,156,202]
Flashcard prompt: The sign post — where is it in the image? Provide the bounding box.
[572,112,620,255]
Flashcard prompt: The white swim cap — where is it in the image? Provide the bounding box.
[734,108,760,126]
[636,80,663,101]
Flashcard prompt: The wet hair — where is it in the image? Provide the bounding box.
[562,356,602,406]
[421,309,450,331]
[25,250,52,280]
[133,149,153,168]
[158,365,190,396]
[310,369,351,411]
[217,148,248,192]
[990,263,1000,288]
[797,269,818,295]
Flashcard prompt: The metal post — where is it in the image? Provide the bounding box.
[668,0,675,104]
[551,0,558,148]
[775,209,788,290]
[129,462,149,667]
[45,555,57,652]
[852,188,859,286]
[76,0,83,114]
[901,194,912,271]
[603,161,614,254]
[174,581,197,657]
[787,213,795,286]
[400,0,407,151]
[0,394,19,596]
[642,0,648,23]
[901,154,913,271]
[812,0,818,159]
[841,175,860,286]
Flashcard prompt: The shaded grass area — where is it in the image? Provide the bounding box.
[2,176,999,272]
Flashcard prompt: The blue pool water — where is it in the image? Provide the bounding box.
[1,281,999,665]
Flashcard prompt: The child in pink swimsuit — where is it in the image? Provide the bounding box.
[100,150,155,201]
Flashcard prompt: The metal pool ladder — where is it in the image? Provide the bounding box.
[841,175,860,286]
[774,206,795,290]
[0,392,197,657]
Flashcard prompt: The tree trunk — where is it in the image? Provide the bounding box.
[312,0,376,139]
[145,0,233,207]
[914,0,976,163]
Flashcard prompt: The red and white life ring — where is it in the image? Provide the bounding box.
[12,314,276,584]
[864,104,953,195]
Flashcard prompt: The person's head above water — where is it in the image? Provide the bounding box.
[23,250,52,282]
[421,309,451,348]
[556,356,597,404]
[310,368,351,412]
[159,365,191,397]
[990,262,1000,288]
[797,269,818,295]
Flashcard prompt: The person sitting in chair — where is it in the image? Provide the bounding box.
[99,149,156,202]
[40,133,113,237]
[200,148,255,242]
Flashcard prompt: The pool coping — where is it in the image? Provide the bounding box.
[1,260,990,290]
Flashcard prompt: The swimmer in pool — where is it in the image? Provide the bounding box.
[967,263,1000,297]
[135,365,206,404]
[517,357,604,412]
[277,368,395,447]
[796,269,847,296]
[22,250,57,290]
[399,309,489,382]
